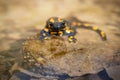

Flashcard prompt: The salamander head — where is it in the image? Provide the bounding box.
[46,17,66,32]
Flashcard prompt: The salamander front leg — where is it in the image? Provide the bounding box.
[64,29,76,43]
[39,28,51,42]
[68,36,76,43]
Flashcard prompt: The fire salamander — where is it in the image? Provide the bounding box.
[40,17,107,42]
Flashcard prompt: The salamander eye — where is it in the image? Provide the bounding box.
[49,23,53,26]
[61,22,65,26]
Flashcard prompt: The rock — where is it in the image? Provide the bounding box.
[22,28,120,77]
[66,69,113,80]
[22,33,67,65]
[0,0,120,80]
[106,66,120,80]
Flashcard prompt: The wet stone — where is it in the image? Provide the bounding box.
[22,33,67,65]
[21,31,120,78]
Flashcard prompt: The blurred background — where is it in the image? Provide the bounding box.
[0,0,120,80]
[0,0,120,51]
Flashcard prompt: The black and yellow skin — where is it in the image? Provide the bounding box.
[40,17,107,43]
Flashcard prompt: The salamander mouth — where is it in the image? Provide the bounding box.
[52,26,62,31]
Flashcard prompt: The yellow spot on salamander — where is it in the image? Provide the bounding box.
[58,17,63,22]
[66,29,73,33]
[59,31,63,36]
[44,37,48,40]
[84,23,90,27]
[92,26,98,30]
[101,31,105,37]
[44,28,49,32]
[72,22,77,26]
[66,30,71,33]
[68,38,73,42]
[77,22,81,26]
[50,32,57,35]
[50,18,55,23]
[69,36,73,38]
[43,33,46,36]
